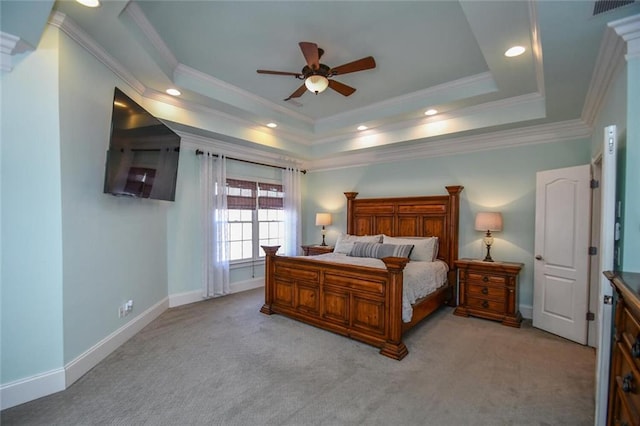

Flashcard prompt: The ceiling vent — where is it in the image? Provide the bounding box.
[593,0,635,15]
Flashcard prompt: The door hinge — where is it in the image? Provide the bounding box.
[590,179,599,189]
[589,246,598,255]
[587,312,595,321]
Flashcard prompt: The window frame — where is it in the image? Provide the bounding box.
[226,176,284,266]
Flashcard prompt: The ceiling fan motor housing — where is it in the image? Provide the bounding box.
[302,63,332,79]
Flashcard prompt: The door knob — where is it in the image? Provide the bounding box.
[535,255,543,260]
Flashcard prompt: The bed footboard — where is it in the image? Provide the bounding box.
[261,246,410,360]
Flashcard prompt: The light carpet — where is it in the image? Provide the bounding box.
[1,288,595,425]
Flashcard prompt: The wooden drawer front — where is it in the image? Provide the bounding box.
[296,283,319,316]
[352,295,385,335]
[467,272,506,286]
[322,289,349,325]
[273,279,294,307]
[467,296,505,314]
[324,272,384,296]
[275,264,319,282]
[613,341,640,425]
[467,283,505,301]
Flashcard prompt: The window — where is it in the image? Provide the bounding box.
[227,179,284,262]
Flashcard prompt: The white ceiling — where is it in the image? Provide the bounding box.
[46,0,640,164]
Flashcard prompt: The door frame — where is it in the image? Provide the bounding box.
[595,125,617,426]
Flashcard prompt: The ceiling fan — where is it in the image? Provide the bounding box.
[257,42,376,101]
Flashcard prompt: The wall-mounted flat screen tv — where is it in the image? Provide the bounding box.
[103,88,181,201]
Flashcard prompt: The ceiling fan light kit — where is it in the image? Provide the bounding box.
[257,41,376,101]
[305,75,329,94]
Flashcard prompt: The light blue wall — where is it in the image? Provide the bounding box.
[1,27,64,383]
[57,29,171,363]
[622,58,640,272]
[304,139,591,309]
[167,145,286,296]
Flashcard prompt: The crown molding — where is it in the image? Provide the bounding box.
[581,26,626,126]
[174,63,313,125]
[122,1,179,70]
[315,72,496,132]
[609,13,640,60]
[313,92,544,147]
[1,31,22,72]
[307,119,591,172]
[178,132,306,170]
[48,12,146,94]
[142,87,313,148]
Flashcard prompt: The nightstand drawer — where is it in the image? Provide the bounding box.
[468,283,506,300]
[467,272,506,286]
[467,296,505,314]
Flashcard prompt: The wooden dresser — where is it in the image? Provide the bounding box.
[604,271,640,426]
[301,245,334,256]
[454,258,523,327]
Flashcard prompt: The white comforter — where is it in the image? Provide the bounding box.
[304,253,449,323]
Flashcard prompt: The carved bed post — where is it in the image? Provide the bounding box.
[379,256,410,360]
[260,245,280,315]
[344,192,358,235]
[445,186,464,307]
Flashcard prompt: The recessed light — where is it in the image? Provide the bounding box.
[424,109,438,116]
[357,125,368,131]
[76,0,100,7]
[505,46,526,57]
[266,122,277,128]
[166,88,181,96]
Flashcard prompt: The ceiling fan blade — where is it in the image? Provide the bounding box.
[257,69,303,77]
[328,79,356,97]
[330,56,376,75]
[284,84,307,101]
[299,42,320,70]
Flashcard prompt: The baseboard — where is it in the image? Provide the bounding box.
[64,297,169,387]
[2,279,265,410]
[1,368,66,410]
[169,277,264,308]
[520,304,533,320]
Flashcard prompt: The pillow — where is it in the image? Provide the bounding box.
[334,234,383,254]
[348,242,414,259]
[382,236,438,261]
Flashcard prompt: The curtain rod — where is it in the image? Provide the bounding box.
[195,149,306,174]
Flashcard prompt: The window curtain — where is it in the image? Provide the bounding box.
[282,168,302,256]
[199,153,230,298]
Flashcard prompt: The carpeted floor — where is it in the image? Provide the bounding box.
[1,288,595,425]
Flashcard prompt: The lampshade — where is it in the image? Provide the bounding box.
[475,212,503,232]
[305,75,329,94]
[315,213,332,226]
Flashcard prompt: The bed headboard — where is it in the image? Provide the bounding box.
[344,186,463,271]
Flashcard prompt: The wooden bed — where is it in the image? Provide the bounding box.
[260,186,463,360]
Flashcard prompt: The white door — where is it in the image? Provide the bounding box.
[533,164,591,344]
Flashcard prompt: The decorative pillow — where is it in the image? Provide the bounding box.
[382,236,438,261]
[348,242,414,259]
[334,234,383,254]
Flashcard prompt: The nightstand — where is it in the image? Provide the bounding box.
[454,258,523,327]
[301,245,334,256]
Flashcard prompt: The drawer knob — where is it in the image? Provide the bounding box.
[623,373,635,393]
[482,276,489,283]
[481,287,489,295]
[482,300,489,308]
[633,336,640,358]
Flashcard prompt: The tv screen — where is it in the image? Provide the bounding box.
[103,88,181,201]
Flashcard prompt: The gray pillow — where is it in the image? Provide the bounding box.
[348,242,414,259]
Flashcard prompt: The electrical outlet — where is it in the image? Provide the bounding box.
[126,299,133,314]
[118,305,125,318]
